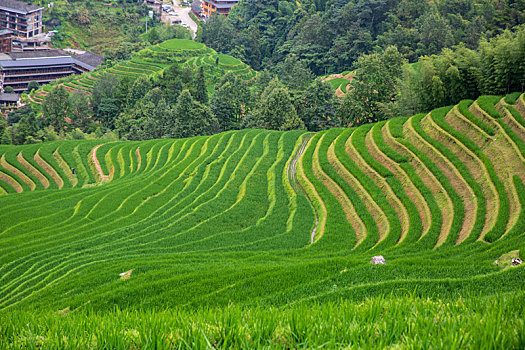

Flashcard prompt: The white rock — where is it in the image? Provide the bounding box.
[370,255,386,265]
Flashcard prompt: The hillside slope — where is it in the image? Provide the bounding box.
[29,39,256,103]
[0,94,524,312]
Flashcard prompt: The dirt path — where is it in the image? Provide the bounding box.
[287,134,323,243]
[91,145,110,182]
[287,135,311,194]
[135,147,142,172]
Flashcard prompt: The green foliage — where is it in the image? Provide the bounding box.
[339,47,405,126]
[477,95,502,118]
[2,294,524,349]
[457,99,496,136]
[247,79,305,131]
[504,92,522,104]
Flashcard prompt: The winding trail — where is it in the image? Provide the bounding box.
[91,145,110,182]
[287,134,319,243]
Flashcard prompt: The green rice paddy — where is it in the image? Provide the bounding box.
[29,39,257,103]
[1,94,524,348]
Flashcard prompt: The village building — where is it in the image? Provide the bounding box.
[0,29,12,53]
[202,0,238,17]
[0,0,50,50]
[0,49,102,92]
[0,91,20,107]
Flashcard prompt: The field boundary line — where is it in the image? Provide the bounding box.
[17,152,49,189]
[0,154,35,191]
[314,133,365,244]
[369,125,430,241]
[34,151,64,189]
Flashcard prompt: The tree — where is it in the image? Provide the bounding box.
[248,78,305,130]
[68,92,92,131]
[339,46,405,126]
[0,118,11,144]
[42,85,69,131]
[191,67,208,104]
[174,90,218,138]
[27,81,39,92]
[295,81,339,131]
[12,112,40,145]
[173,89,194,138]
[275,55,314,91]
[3,86,14,93]
[91,74,121,127]
[126,75,153,108]
[145,27,159,44]
[211,72,252,131]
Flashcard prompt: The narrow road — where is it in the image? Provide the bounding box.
[159,1,198,38]
[287,134,319,244]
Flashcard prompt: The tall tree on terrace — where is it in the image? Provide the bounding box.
[191,67,208,104]
[295,81,339,131]
[339,46,405,126]
[211,72,252,131]
[247,78,305,130]
[42,85,69,131]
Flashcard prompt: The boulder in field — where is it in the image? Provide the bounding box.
[370,255,386,265]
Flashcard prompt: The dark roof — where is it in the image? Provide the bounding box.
[0,0,43,14]
[192,0,201,12]
[8,49,68,59]
[0,56,75,68]
[0,93,20,102]
[72,51,103,69]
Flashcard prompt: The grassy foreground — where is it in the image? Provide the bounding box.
[2,294,524,349]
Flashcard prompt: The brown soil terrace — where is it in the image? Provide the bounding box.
[427,112,481,244]
[34,151,64,189]
[450,105,512,239]
[17,152,49,189]
[135,147,141,172]
[0,154,35,191]
[383,120,450,243]
[328,134,390,243]
[515,94,525,115]
[471,101,524,236]
[53,149,78,187]
[403,120,454,247]
[366,126,431,240]
[91,144,110,182]
[345,131,409,243]
[502,106,525,142]
[0,170,22,193]
[313,134,366,245]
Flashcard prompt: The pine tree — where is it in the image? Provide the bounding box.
[192,67,208,104]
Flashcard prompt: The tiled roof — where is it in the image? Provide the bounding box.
[72,51,103,69]
[8,49,67,59]
[0,92,20,102]
[0,0,43,14]
[0,56,75,68]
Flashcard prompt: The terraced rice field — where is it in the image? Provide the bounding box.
[28,39,257,104]
[1,94,524,347]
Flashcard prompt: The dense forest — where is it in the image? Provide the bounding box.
[201,0,525,74]
[1,0,524,144]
